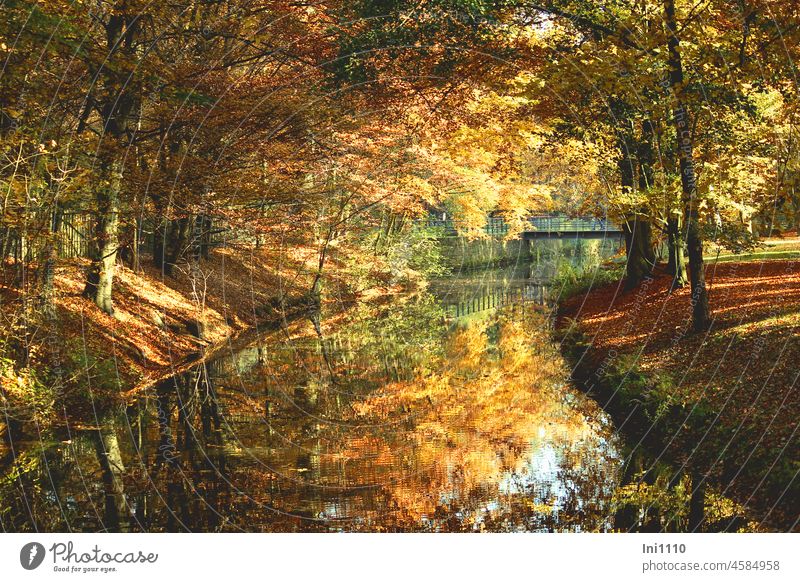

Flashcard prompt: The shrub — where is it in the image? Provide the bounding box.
[550,262,624,301]
[0,356,56,425]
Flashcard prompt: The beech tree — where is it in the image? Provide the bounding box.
[498,0,789,329]
[3,0,798,334]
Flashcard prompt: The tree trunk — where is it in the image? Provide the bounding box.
[94,413,129,532]
[790,186,800,233]
[0,227,10,266]
[38,205,62,316]
[13,227,27,287]
[689,472,706,532]
[153,217,190,277]
[190,213,204,263]
[664,0,710,331]
[81,12,138,314]
[666,215,688,288]
[623,218,655,290]
[168,216,191,272]
[132,215,142,272]
[153,217,168,273]
[199,215,212,260]
[83,161,121,316]
[638,119,658,267]
[618,123,654,290]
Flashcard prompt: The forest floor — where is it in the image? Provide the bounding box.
[559,256,800,530]
[0,243,324,407]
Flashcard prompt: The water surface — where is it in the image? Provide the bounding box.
[0,239,758,532]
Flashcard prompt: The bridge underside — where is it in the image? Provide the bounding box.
[522,231,624,240]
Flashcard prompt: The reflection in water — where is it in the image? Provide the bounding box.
[432,238,621,317]
[94,413,129,532]
[0,240,759,532]
[186,307,619,532]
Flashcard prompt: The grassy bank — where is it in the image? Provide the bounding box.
[556,259,800,531]
[705,234,800,263]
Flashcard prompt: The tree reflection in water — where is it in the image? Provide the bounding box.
[0,296,760,532]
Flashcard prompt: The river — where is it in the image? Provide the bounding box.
[0,238,758,532]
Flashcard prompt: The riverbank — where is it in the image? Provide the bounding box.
[557,259,799,531]
[0,245,324,427]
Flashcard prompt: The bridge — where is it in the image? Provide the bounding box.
[418,215,623,239]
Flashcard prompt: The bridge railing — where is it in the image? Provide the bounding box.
[416,215,619,236]
[417,218,508,236]
[527,216,613,233]
[445,284,551,318]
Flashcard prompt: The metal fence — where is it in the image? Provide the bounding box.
[527,216,615,234]
[419,216,510,237]
[416,215,620,238]
[59,212,92,258]
[445,284,550,318]
[1,211,232,262]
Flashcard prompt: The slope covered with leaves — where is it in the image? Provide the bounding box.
[560,259,800,529]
